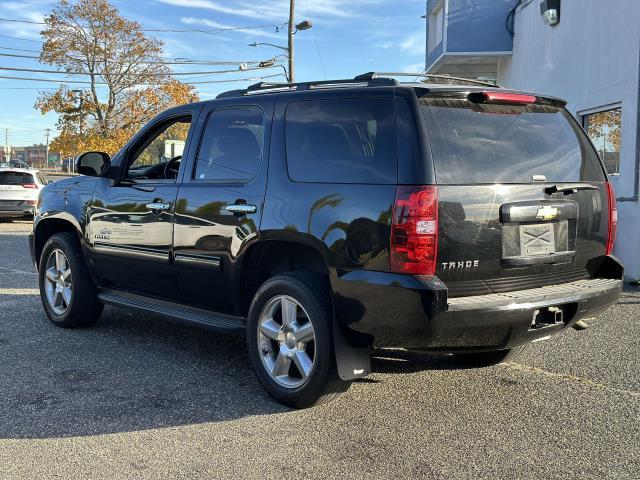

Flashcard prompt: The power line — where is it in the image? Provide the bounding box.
[0,65,279,76]
[0,34,41,43]
[0,73,282,86]
[303,0,327,80]
[0,18,43,25]
[143,24,286,35]
[0,46,42,53]
[3,126,55,131]
[0,17,286,37]
[0,87,69,90]
[0,51,272,66]
[0,75,96,84]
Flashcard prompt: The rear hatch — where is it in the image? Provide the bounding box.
[0,171,38,205]
[418,90,612,297]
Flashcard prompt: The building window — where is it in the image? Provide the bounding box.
[582,106,622,175]
[427,1,444,53]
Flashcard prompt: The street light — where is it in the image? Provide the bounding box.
[294,20,312,32]
[249,42,289,52]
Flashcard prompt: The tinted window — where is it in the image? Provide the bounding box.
[194,107,265,182]
[128,116,192,180]
[420,97,605,184]
[285,99,397,184]
[0,172,35,185]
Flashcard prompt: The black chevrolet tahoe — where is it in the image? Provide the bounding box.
[30,73,623,408]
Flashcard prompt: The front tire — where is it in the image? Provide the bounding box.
[38,232,103,328]
[246,272,350,408]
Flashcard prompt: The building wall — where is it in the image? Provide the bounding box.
[446,0,516,53]
[426,0,516,74]
[497,0,640,280]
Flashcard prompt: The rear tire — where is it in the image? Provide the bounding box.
[38,232,103,328]
[453,345,527,367]
[246,272,350,408]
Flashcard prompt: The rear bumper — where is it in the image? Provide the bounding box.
[332,256,623,352]
[0,205,34,217]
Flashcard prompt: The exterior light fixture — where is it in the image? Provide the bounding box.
[540,0,560,27]
[295,20,312,31]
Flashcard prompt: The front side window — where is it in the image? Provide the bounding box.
[127,116,192,180]
[582,107,622,175]
[194,106,265,182]
[285,98,397,184]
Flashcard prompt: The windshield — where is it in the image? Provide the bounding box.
[0,172,35,185]
[420,96,606,185]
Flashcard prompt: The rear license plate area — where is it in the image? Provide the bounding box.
[520,223,556,255]
[500,201,577,266]
[501,219,572,265]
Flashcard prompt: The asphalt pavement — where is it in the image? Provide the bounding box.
[0,219,638,479]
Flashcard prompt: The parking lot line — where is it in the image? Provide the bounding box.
[503,362,640,398]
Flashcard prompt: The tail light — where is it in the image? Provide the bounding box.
[469,92,536,105]
[605,181,617,255]
[390,186,438,275]
[26,200,37,206]
[21,183,38,189]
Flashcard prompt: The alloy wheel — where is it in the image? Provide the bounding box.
[257,295,316,389]
[44,249,73,315]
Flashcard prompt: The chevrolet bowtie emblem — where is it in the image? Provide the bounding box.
[536,206,558,220]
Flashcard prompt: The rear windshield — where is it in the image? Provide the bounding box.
[420,97,606,184]
[0,172,35,185]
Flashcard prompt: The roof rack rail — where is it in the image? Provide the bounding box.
[216,76,397,98]
[355,72,500,88]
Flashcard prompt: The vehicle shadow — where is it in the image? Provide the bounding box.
[0,302,289,440]
[370,348,495,374]
[1,298,496,440]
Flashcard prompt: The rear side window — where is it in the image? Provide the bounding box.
[285,99,397,184]
[194,106,265,182]
[0,172,35,185]
[420,97,606,184]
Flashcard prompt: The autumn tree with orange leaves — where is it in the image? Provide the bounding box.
[35,0,198,156]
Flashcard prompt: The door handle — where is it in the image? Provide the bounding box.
[146,202,171,212]
[225,203,257,215]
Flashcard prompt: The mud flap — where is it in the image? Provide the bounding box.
[333,317,371,380]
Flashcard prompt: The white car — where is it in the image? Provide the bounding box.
[0,168,48,222]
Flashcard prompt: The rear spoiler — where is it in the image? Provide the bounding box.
[414,88,567,108]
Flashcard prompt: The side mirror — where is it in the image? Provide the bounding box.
[76,151,111,177]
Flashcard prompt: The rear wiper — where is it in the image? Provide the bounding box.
[545,183,599,195]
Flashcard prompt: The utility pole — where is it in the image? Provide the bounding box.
[288,0,296,83]
[45,128,51,170]
[248,8,311,83]
[4,128,9,162]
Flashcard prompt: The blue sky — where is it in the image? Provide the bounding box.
[0,0,427,146]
